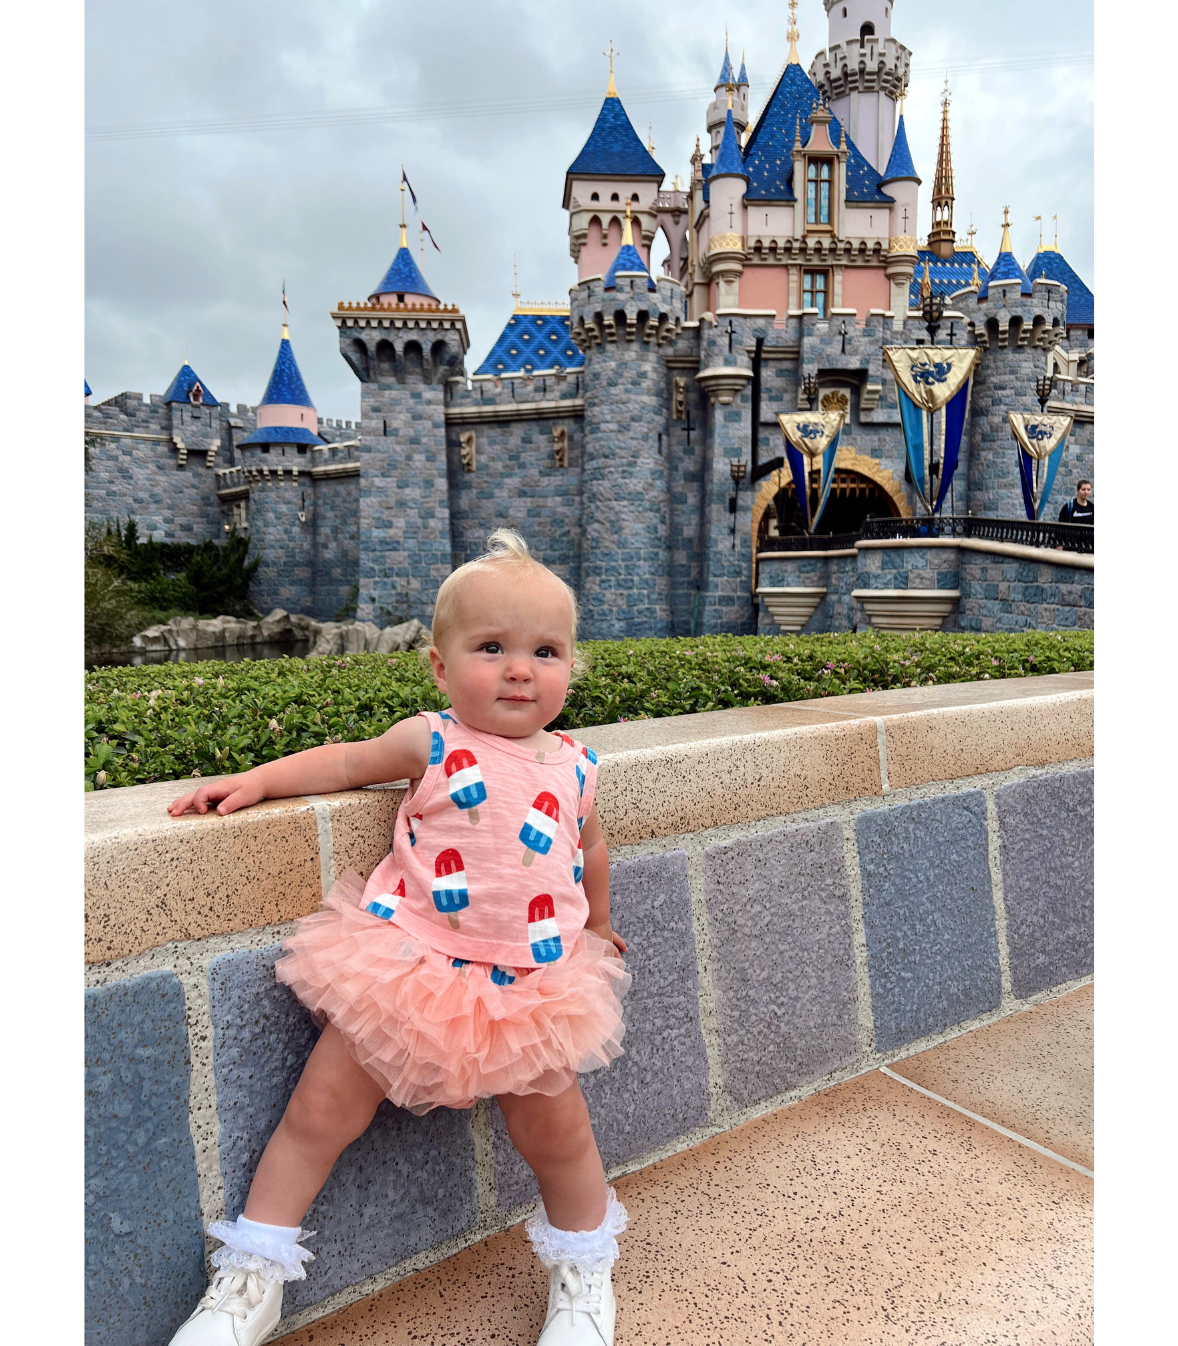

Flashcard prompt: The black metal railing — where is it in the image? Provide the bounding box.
[761,517,1094,556]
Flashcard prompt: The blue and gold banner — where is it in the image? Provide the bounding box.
[1008,412,1073,520]
[776,410,845,534]
[884,346,980,513]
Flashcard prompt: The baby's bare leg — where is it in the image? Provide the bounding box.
[497,1081,607,1231]
[244,1024,387,1226]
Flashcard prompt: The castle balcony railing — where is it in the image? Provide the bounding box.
[768,517,1094,555]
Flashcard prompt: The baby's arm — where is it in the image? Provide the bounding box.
[580,805,627,957]
[167,714,432,818]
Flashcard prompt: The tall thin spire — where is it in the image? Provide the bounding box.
[399,165,408,248]
[622,199,634,247]
[512,253,520,306]
[786,0,800,64]
[999,204,1013,255]
[603,40,619,97]
[928,78,956,259]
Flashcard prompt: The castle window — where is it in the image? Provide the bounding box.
[610,192,619,202]
[802,270,828,316]
[806,160,832,225]
[396,292,405,304]
[631,193,639,202]
[860,21,875,39]
[590,191,599,201]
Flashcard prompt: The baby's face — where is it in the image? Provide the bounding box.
[429,567,575,738]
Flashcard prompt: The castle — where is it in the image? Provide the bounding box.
[84,0,1095,640]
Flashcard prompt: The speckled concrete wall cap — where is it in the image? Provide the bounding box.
[883,689,1093,791]
[85,778,323,964]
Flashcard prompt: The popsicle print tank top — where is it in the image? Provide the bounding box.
[360,711,598,967]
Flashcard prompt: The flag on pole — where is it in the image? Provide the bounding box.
[282,279,289,323]
[401,169,418,211]
[421,220,441,252]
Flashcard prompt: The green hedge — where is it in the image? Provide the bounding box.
[84,630,1093,791]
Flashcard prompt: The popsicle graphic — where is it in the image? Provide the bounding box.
[520,792,559,866]
[429,730,445,765]
[528,894,563,963]
[432,848,469,929]
[573,839,583,886]
[407,812,423,847]
[445,749,486,825]
[490,965,517,986]
[366,876,405,921]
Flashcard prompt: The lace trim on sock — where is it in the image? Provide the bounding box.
[208,1220,315,1283]
[524,1187,628,1272]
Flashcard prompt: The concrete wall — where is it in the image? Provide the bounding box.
[84,675,1093,1344]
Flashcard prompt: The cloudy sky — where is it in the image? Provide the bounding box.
[85,0,1093,420]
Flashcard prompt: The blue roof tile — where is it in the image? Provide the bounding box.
[371,244,437,300]
[1025,249,1094,326]
[239,425,324,446]
[566,95,664,181]
[163,362,218,406]
[712,107,748,179]
[717,49,733,87]
[260,335,314,408]
[474,310,586,376]
[909,249,989,307]
[881,114,918,182]
[742,60,892,204]
[605,242,656,290]
[701,161,715,203]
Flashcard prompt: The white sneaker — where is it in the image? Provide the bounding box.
[168,1266,283,1345]
[536,1262,616,1345]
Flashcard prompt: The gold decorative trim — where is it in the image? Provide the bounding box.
[707,232,745,254]
[888,236,918,253]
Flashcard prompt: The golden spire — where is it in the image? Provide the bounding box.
[928,78,956,259]
[999,204,1013,254]
[1033,214,1044,251]
[648,122,655,153]
[1052,213,1059,251]
[511,253,520,308]
[603,40,619,97]
[898,73,907,117]
[399,165,408,248]
[919,260,932,300]
[622,199,634,247]
[727,85,734,111]
[786,0,800,64]
[970,256,980,288]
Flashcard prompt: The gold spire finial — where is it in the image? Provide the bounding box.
[648,122,655,153]
[920,260,931,300]
[1052,213,1059,251]
[622,199,634,247]
[971,256,980,288]
[511,254,520,308]
[1033,214,1043,251]
[399,165,407,247]
[727,84,734,111]
[787,0,800,64]
[603,40,619,97]
[928,80,956,258]
[999,206,1012,254]
[898,72,907,117]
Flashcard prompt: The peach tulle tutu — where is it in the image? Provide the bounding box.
[274,870,631,1115]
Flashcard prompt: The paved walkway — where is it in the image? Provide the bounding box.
[276,986,1092,1345]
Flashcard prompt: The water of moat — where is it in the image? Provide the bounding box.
[87,640,313,671]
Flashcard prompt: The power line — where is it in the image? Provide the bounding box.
[86,52,1092,144]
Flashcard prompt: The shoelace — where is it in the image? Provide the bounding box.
[198,1268,269,1320]
[553,1263,604,1326]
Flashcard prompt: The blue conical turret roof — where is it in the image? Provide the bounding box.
[1025,248,1093,326]
[712,107,748,179]
[260,332,314,407]
[566,94,664,181]
[163,362,218,406]
[978,216,1033,298]
[371,239,437,300]
[716,48,733,88]
[880,114,919,183]
[737,57,748,86]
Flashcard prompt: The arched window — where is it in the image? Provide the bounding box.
[590,191,599,201]
[860,21,875,39]
[806,160,832,225]
[610,192,619,202]
[630,192,639,202]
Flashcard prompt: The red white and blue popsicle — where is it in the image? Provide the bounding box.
[520,791,559,866]
[445,749,486,825]
[527,894,563,963]
[432,847,469,929]
[573,838,583,886]
[366,876,405,921]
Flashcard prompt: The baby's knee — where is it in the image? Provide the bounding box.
[509,1105,594,1169]
[284,1078,374,1147]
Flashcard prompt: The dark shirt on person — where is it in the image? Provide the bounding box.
[1058,498,1094,525]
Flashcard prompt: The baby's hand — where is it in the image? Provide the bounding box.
[168,772,265,818]
[588,923,627,958]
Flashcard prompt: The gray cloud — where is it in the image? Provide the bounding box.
[86,0,1093,420]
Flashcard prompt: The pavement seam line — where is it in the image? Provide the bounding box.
[840,817,878,1058]
[878,1064,1094,1178]
[683,837,735,1128]
[984,788,1015,1006]
[303,795,336,896]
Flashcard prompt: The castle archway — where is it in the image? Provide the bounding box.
[753,458,908,552]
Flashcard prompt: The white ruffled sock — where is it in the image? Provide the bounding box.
[525,1187,628,1273]
[207,1214,315,1283]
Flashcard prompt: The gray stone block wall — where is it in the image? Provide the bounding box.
[956,554,1093,633]
[240,444,316,615]
[311,472,361,622]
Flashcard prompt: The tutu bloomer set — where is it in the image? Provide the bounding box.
[185,710,632,1345]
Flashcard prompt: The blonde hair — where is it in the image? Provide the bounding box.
[428,528,582,662]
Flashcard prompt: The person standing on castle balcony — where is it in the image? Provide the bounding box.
[1058,479,1093,525]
